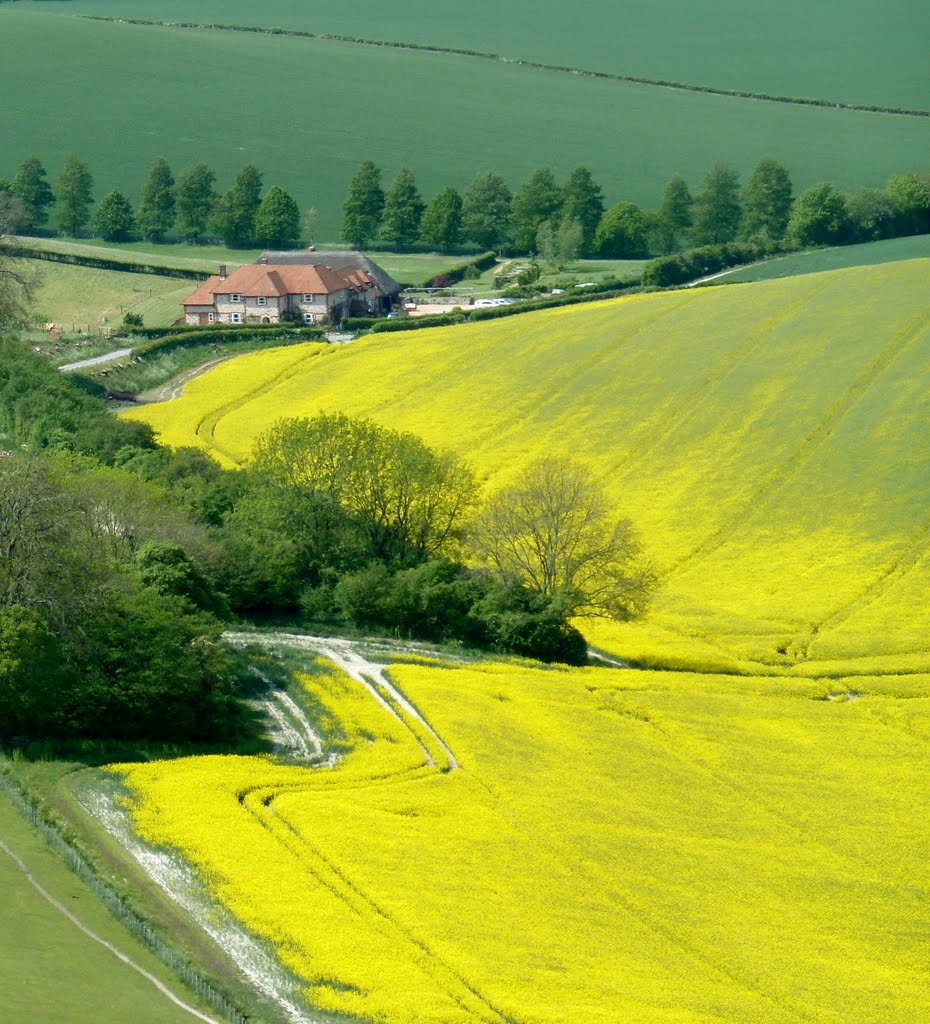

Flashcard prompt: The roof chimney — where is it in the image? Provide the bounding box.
[218,264,227,280]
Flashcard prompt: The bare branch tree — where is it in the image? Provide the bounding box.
[0,190,38,331]
[470,457,656,620]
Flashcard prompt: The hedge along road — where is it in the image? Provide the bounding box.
[0,794,220,1024]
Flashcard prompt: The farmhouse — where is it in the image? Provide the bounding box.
[182,251,401,326]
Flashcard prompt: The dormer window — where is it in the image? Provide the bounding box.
[230,293,242,303]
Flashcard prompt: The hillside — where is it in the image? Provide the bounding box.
[124,258,930,674]
[2,8,928,242]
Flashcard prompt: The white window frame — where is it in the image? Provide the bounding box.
[303,312,315,324]
[257,296,267,306]
[208,311,216,323]
[231,312,243,324]
[230,293,242,303]
[302,293,315,303]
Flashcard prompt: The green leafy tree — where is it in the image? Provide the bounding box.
[510,167,562,253]
[469,456,655,621]
[174,163,216,242]
[341,160,385,248]
[10,156,55,231]
[844,188,896,242]
[691,161,742,245]
[253,185,301,247]
[594,201,649,258]
[93,190,134,242]
[652,174,693,254]
[560,166,604,255]
[136,157,176,242]
[211,164,264,246]
[462,172,512,250]
[787,182,848,246]
[537,217,583,270]
[56,154,94,235]
[379,167,425,246]
[420,186,463,250]
[886,172,930,236]
[740,157,793,241]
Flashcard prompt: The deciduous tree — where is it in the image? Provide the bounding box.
[421,186,463,250]
[652,174,693,254]
[211,164,264,246]
[560,166,605,256]
[136,156,176,242]
[740,157,793,241]
[594,201,648,258]
[56,154,94,235]
[510,167,562,253]
[174,163,216,242]
[469,456,655,621]
[341,160,385,248]
[461,172,512,250]
[886,172,930,236]
[379,167,425,246]
[691,161,741,245]
[10,156,55,231]
[787,182,848,246]
[253,185,301,247]
[93,189,135,242]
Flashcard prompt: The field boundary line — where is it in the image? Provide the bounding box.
[0,785,229,1024]
[79,16,930,118]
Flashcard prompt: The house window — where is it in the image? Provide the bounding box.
[230,294,242,303]
[257,296,267,306]
[231,312,243,324]
[303,312,315,324]
[208,312,215,323]
[302,294,315,303]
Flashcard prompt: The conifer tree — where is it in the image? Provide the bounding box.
[10,156,55,231]
[341,160,385,248]
[56,154,94,236]
[174,164,216,242]
[254,186,301,248]
[137,157,176,242]
[421,186,463,250]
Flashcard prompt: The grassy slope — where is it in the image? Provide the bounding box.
[19,259,191,328]
[123,258,930,672]
[0,793,210,1024]
[111,653,930,1024]
[2,12,928,244]
[47,0,930,109]
[717,233,930,283]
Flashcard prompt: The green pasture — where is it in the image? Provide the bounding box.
[1,10,928,244]
[38,0,930,110]
[0,791,209,1024]
[718,234,930,283]
[18,258,191,329]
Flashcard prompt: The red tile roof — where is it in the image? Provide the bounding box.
[182,264,375,306]
[182,275,222,306]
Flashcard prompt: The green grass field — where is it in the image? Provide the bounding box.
[0,791,212,1024]
[717,234,930,283]
[1,9,927,243]
[124,257,930,675]
[41,0,930,110]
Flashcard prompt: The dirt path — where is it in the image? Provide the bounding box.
[59,347,133,372]
[0,835,222,1024]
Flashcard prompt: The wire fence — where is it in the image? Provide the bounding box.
[0,771,249,1024]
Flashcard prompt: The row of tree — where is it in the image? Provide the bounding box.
[341,158,930,259]
[0,155,304,247]
[0,339,654,740]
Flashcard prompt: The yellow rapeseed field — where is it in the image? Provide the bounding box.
[112,653,930,1023]
[123,259,930,675]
